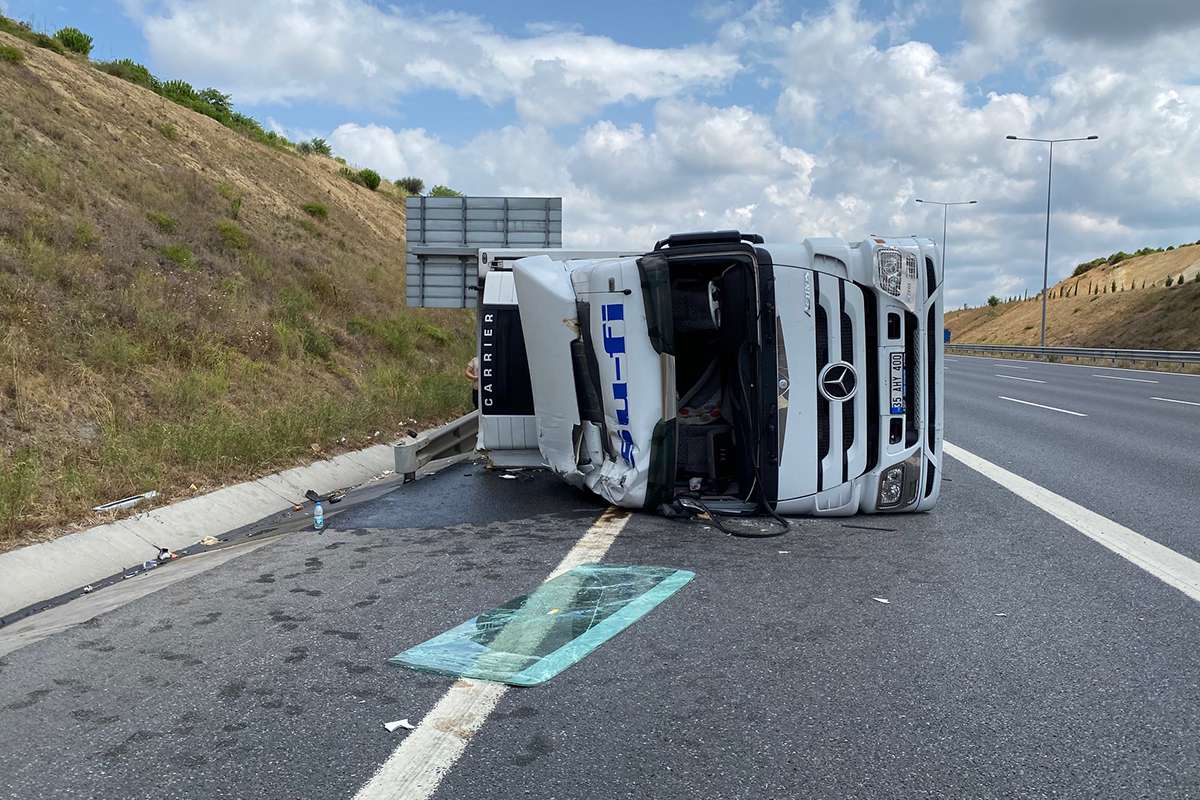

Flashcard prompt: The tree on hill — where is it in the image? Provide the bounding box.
[987,295,1000,307]
[429,184,463,197]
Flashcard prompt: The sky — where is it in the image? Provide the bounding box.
[6,0,1200,306]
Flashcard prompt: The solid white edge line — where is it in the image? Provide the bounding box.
[998,395,1087,416]
[995,374,1046,383]
[1151,396,1200,407]
[351,507,633,800]
[995,363,1029,369]
[1093,374,1158,384]
[944,441,1200,603]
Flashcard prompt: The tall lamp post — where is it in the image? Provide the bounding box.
[1006,134,1099,347]
[914,198,977,281]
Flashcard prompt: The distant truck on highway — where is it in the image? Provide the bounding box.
[473,230,943,516]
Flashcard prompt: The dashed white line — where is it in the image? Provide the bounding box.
[995,374,1046,384]
[945,442,1200,603]
[351,508,632,800]
[998,396,1088,416]
[1093,374,1158,384]
[996,363,1029,369]
[1151,396,1200,407]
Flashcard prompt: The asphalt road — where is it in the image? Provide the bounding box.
[946,354,1200,561]
[1,360,1198,799]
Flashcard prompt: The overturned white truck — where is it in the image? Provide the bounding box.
[475,230,943,516]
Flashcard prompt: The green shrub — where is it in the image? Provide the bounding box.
[198,88,232,115]
[296,140,313,155]
[429,184,462,197]
[396,176,424,195]
[301,202,328,220]
[987,295,999,307]
[0,44,22,63]
[160,79,197,103]
[302,327,334,360]
[155,121,178,141]
[146,212,177,233]
[54,26,92,56]
[1166,275,1174,287]
[216,182,243,218]
[29,32,64,54]
[160,244,194,268]
[98,58,159,91]
[309,137,332,156]
[216,219,249,251]
[357,168,381,190]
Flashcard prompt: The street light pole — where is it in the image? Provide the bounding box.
[1006,134,1099,347]
[914,198,977,282]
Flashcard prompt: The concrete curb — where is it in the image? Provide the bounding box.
[0,443,396,619]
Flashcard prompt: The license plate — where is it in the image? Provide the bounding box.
[889,351,905,414]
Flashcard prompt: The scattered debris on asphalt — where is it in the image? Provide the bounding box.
[200,536,221,546]
[82,585,94,594]
[995,612,1008,617]
[92,491,158,513]
[872,597,891,604]
[123,570,140,579]
[778,550,790,554]
[499,473,518,480]
[156,548,178,562]
[383,719,415,733]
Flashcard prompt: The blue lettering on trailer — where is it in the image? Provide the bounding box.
[601,303,635,467]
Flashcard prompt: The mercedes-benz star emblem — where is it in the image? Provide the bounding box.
[818,362,858,402]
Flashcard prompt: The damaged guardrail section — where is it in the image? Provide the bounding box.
[393,411,480,481]
[946,343,1200,366]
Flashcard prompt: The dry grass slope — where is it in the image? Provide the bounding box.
[946,244,1200,350]
[0,31,473,546]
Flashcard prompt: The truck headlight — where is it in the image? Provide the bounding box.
[877,249,903,297]
[879,465,904,506]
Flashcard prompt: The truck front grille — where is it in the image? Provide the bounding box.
[814,273,868,492]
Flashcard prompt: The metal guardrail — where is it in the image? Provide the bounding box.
[393,411,480,482]
[946,343,1200,366]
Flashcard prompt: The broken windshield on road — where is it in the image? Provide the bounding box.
[389,563,694,686]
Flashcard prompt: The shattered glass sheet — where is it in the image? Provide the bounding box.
[389,564,694,686]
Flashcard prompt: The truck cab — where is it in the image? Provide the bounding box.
[476,230,943,515]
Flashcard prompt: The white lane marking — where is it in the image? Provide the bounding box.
[995,374,1046,384]
[996,363,1029,369]
[351,508,632,800]
[998,396,1087,416]
[953,353,1200,380]
[944,442,1200,603]
[1151,396,1200,407]
[1093,374,1158,384]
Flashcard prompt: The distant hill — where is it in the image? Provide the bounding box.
[946,244,1200,350]
[0,25,471,545]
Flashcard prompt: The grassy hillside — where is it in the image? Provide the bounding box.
[946,244,1200,350]
[0,28,473,546]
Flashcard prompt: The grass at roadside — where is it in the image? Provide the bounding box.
[0,31,469,547]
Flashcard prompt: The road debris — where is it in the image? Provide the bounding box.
[872,597,891,604]
[383,719,415,733]
[499,473,518,480]
[156,547,178,562]
[778,550,790,554]
[92,491,158,513]
[82,585,94,594]
[200,536,221,546]
[994,612,1008,617]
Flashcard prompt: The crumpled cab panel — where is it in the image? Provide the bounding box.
[513,256,662,508]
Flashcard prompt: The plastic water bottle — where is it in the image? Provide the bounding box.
[313,500,324,532]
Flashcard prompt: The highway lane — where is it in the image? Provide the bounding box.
[946,355,1200,562]
[1,457,1198,799]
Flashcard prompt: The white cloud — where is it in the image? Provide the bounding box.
[127,0,1200,306]
[133,0,741,126]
